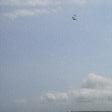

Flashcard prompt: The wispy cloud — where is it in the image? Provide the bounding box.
[0,0,88,19]
[2,8,51,19]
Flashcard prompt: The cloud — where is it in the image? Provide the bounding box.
[0,0,59,6]
[42,73,112,111]
[41,92,68,102]
[82,73,112,89]
[1,73,112,112]
[2,8,50,19]
[0,0,88,19]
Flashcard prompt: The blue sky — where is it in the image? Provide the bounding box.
[1,0,112,111]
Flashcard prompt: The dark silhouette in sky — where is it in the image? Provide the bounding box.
[72,14,77,21]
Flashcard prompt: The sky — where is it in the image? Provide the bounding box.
[0,0,112,111]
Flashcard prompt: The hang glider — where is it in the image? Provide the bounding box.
[72,14,77,21]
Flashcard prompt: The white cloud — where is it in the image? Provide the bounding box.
[0,0,88,19]
[0,0,87,6]
[2,73,112,112]
[42,73,112,111]
[82,73,112,89]
[42,92,68,102]
[0,0,50,6]
[2,8,50,20]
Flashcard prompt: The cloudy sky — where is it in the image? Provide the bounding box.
[1,0,112,112]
